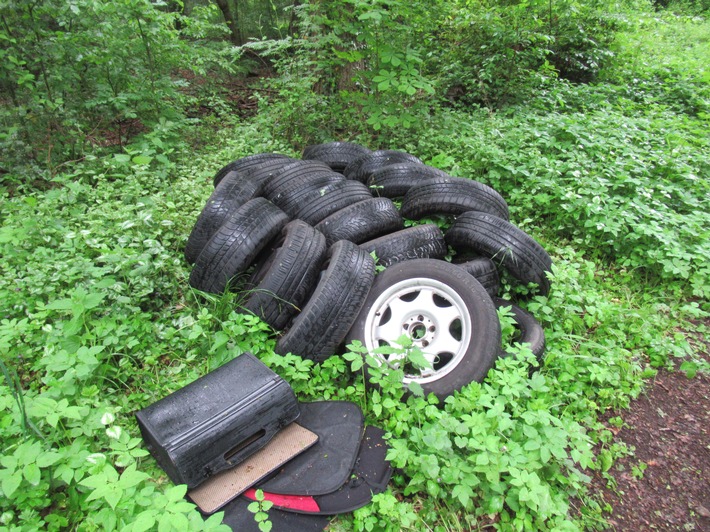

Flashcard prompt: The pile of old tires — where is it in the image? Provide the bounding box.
[185,142,552,399]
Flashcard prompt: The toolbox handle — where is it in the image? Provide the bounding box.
[224,429,266,461]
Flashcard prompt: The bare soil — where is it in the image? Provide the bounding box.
[589,322,710,531]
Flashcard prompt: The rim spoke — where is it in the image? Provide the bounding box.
[374,317,406,344]
[415,287,436,306]
[386,296,412,323]
[434,302,461,328]
[426,329,463,359]
[374,296,408,343]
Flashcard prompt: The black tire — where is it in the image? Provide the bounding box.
[261,160,334,199]
[240,220,327,331]
[455,257,500,298]
[184,173,262,264]
[346,259,502,400]
[189,198,290,294]
[302,142,371,172]
[343,150,423,183]
[445,212,552,296]
[315,198,404,247]
[276,240,376,363]
[213,153,293,187]
[360,224,447,268]
[270,172,346,215]
[367,163,450,198]
[291,180,373,225]
[492,297,545,360]
[400,176,510,221]
[245,158,301,187]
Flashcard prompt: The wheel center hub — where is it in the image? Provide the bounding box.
[402,314,436,348]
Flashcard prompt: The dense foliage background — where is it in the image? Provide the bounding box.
[1,0,708,530]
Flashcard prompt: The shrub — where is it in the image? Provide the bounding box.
[433,0,641,108]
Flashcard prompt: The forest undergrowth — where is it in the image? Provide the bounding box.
[0,2,708,531]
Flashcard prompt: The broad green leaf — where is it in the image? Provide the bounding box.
[1,471,22,498]
[80,474,107,489]
[349,355,364,371]
[45,298,74,311]
[104,486,123,510]
[83,292,106,309]
[372,401,382,416]
[132,155,153,166]
[55,464,75,485]
[407,381,425,397]
[119,465,149,489]
[209,331,230,354]
[23,462,41,485]
[600,451,613,472]
[523,439,540,451]
[452,484,473,508]
[36,452,62,468]
[165,484,187,502]
[17,442,42,464]
[0,455,18,469]
[357,10,382,22]
[128,511,156,532]
[166,512,189,530]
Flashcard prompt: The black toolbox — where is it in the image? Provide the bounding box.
[135,352,300,488]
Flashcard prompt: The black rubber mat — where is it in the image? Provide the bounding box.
[244,425,393,515]
[257,401,364,496]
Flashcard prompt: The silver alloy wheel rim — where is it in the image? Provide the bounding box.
[362,277,472,385]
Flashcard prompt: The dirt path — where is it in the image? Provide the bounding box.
[589,326,710,531]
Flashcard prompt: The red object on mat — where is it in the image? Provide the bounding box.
[243,489,321,513]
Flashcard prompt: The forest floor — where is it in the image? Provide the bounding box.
[588,319,710,531]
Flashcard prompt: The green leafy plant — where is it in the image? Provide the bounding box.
[1,7,708,531]
[247,489,274,532]
[0,0,237,183]
[631,461,648,479]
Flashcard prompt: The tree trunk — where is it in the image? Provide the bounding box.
[288,0,300,36]
[214,0,242,45]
